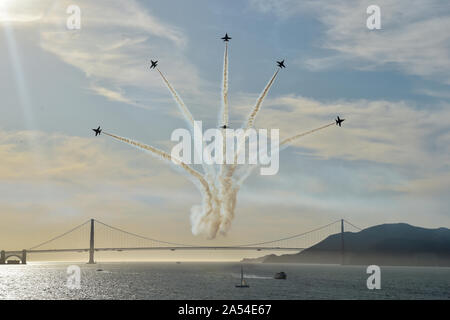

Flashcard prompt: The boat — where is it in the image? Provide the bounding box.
[274,271,287,279]
[235,265,250,288]
[96,269,103,272]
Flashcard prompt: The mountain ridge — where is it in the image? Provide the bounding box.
[241,223,450,267]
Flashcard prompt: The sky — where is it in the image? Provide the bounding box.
[0,0,449,261]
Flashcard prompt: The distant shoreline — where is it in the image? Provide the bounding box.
[241,222,450,267]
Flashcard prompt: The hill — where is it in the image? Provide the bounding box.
[242,223,450,267]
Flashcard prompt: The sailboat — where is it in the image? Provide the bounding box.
[235,265,250,288]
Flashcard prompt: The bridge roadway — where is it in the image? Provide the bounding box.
[1,219,358,264]
[4,246,304,255]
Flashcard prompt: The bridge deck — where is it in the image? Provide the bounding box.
[4,247,304,254]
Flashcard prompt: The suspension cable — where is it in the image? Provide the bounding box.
[94,219,195,247]
[27,218,360,250]
[236,220,341,247]
[29,219,91,250]
[344,219,363,231]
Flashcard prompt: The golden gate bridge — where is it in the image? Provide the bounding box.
[0,219,362,264]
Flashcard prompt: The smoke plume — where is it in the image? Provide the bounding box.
[102,43,337,239]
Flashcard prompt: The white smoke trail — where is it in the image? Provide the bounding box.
[214,68,281,235]
[220,43,229,128]
[103,131,208,188]
[156,68,195,129]
[225,68,280,177]
[217,43,232,233]
[103,131,224,237]
[155,67,225,236]
[216,123,336,233]
[280,122,335,147]
[219,42,229,173]
[156,67,216,181]
[246,69,279,129]
[101,48,338,239]
[219,123,337,232]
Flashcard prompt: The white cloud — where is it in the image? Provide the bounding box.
[0,0,46,22]
[417,88,450,100]
[0,129,190,188]
[89,85,149,109]
[231,94,450,171]
[4,0,204,107]
[251,0,450,84]
[40,0,200,90]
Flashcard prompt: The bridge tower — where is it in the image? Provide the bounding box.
[0,250,5,264]
[22,249,27,264]
[340,219,345,265]
[88,219,95,264]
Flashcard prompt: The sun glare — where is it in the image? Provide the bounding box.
[0,0,19,21]
[0,0,12,20]
[0,0,43,23]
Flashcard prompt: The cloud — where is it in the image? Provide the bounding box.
[0,130,339,252]
[248,0,310,18]
[0,129,207,245]
[0,0,46,23]
[417,88,450,100]
[1,1,449,251]
[250,0,450,84]
[0,114,448,252]
[231,93,450,176]
[89,85,149,109]
[40,0,198,88]
[4,0,203,108]
[3,0,184,44]
[391,172,450,197]
[0,129,192,188]
[218,90,450,223]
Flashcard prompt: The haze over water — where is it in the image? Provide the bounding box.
[1,262,449,299]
